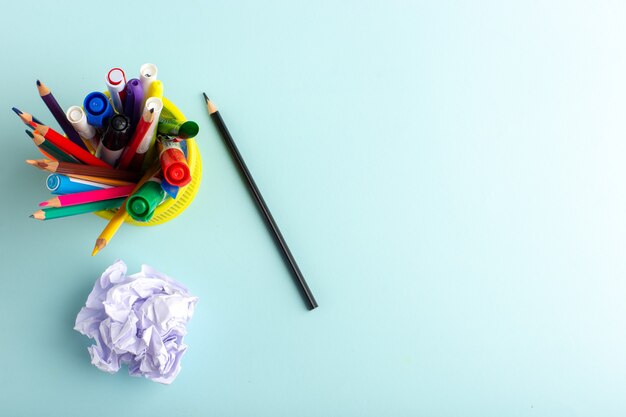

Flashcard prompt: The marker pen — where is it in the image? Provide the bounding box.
[157,138,191,187]
[160,178,179,199]
[126,175,166,222]
[66,106,100,150]
[157,119,199,139]
[128,97,163,171]
[105,68,127,113]
[46,174,113,195]
[139,63,158,95]
[84,92,114,129]
[123,78,144,131]
[146,79,163,101]
[97,114,131,166]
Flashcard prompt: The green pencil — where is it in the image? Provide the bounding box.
[26,130,80,163]
[30,198,125,220]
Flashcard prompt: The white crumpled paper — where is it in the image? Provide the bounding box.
[74,260,198,384]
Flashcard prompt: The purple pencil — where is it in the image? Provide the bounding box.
[37,80,88,151]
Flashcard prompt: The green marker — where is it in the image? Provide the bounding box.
[126,176,166,222]
[157,118,199,139]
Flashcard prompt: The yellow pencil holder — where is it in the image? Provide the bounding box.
[94,97,202,226]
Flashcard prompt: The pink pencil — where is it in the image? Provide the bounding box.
[39,184,136,208]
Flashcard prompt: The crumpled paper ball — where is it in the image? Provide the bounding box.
[74,260,198,384]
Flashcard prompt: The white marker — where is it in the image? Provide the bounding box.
[66,106,99,149]
[138,97,163,154]
[105,67,126,113]
[140,63,158,94]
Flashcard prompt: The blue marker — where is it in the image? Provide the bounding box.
[46,174,113,195]
[83,92,113,128]
[160,179,179,199]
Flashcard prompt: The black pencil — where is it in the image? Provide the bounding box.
[203,93,318,310]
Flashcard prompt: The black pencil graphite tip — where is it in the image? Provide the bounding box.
[12,107,22,115]
[202,92,209,103]
[36,80,41,86]
[25,129,34,138]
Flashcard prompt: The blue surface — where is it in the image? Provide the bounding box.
[1,1,626,415]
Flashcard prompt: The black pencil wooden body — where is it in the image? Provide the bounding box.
[209,107,318,310]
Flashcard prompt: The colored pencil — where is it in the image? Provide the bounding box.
[27,130,71,162]
[28,131,80,163]
[92,164,161,256]
[12,107,43,126]
[40,185,136,208]
[26,159,141,181]
[36,80,88,151]
[25,160,135,186]
[33,123,112,168]
[203,93,318,310]
[30,198,125,220]
[117,107,155,169]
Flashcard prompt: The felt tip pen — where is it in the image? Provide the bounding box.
[126,175,166,222]
[84,92,114,129]
[105,68,127,113]
[117,106,155,170]
[146,79,163,101]
[123,78,144,131]
[66,106,100,150]
[139,63,158,96]
[129,97,163,171]
[157,119,199,139]
[46,173,113,195]
[157,138,191,187]
[97,114,131,166]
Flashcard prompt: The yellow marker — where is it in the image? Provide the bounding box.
[146,79,163,101]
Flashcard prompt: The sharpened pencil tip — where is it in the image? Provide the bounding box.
[39,202,48,207]
[29,214,34,218]
[12,107,22,115]
[202,92,209,103]
[25,130,34,138]
[36,80,41,86]
[91,247,99,256]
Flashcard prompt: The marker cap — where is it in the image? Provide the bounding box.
[126,178,165,221]
[46,174,112,195]
[158,140,192,187]
[66,106,97,140]
[83,92,113,128]
[105,68,127,113]
[157,119,199,139]
[140,63,158,92]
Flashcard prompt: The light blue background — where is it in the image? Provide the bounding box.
[1,1,625,415]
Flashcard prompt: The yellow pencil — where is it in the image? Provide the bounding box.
[92,164,161,256]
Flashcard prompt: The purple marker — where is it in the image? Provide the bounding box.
[123,78,144,132]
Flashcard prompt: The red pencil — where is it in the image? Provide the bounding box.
[117,107,155,169]
[33,123,112,168]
